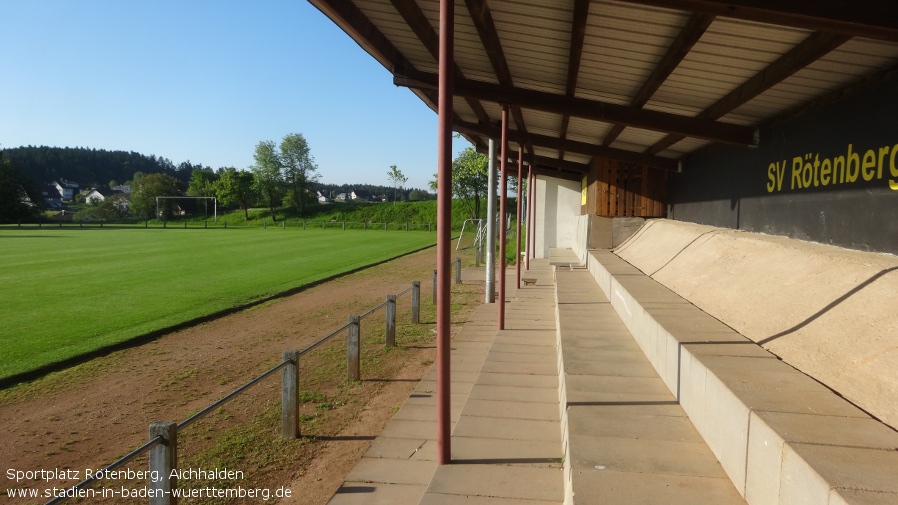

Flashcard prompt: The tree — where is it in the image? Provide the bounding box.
[215,167,255,219]
[187,168,217,198]
[0,157,44,222]
[280,133,318,215]
[408,189,433,201]
[387,165,407,203]
[187,167,219,217]
[75,194,130,221]
[430,147,489,219]
[252,140,283,220]
[130,173,181,219]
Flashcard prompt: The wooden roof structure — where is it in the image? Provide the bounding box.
[310,0,898,177]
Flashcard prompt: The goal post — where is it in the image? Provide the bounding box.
[155,196,218,222]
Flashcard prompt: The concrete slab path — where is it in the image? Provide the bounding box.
[327,260,563,505]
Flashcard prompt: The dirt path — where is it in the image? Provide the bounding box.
[1,247,483,504]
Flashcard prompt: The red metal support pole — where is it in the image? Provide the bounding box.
[436,0,454,466]
[515,147,523,289]
[526,165,533,270]
[498,106,508,330]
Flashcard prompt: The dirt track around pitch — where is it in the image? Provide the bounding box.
[0,247,483,504]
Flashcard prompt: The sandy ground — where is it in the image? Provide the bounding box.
[0,247,481,504]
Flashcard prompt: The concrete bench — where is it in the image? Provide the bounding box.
[585,249,898,505]
[554,268,746,504]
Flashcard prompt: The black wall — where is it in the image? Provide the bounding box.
[670,74,898,254]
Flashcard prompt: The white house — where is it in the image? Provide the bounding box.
[53,180,79,200]
[83,188,107,204]
[350,190,373,201]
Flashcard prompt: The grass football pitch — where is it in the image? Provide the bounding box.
[0,227,436,383]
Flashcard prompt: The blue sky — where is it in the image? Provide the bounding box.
[0,0,467,190]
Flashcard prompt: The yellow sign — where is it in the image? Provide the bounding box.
[766,142,898,193]
[581,176,588,205]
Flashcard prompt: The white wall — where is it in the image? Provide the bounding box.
[534,175,582,258]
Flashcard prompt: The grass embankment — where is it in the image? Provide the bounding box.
[0,228,435,383]
[195,199,516,231]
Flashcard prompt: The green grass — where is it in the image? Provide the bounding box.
[0,227,435,382]
[186,199,514,230]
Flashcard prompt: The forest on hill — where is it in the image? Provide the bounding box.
[1,145,209,186]
[0,146,433,201]
[0,145,437,222]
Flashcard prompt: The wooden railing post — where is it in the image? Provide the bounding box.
[455,257,462,284]
[149,422,177,505]
[385,295,396,347]
[411,281,420,324]
[282,350,300,438]
[347,315,360,381]
[432,269,437,305]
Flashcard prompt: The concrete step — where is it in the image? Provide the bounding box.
[555,268,747,505]
[585,249,898,505]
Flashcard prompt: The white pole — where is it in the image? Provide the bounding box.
[214,197,217,223]
[485,138,497,303]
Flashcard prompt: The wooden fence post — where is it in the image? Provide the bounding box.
[411,281,420,324]
[455,257,462,284]
[149,422,177,505]
[347,315,360,381]
[385,295,396,347]
[282,350,300,438]
[432,269,437,305]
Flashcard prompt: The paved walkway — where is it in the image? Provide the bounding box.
[327,260,564,505]
[327,253,744,504]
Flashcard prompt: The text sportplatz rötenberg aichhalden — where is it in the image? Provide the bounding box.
[6,467,245,484]
[6,467,293,501]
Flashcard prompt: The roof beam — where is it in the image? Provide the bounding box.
[484,150,591,177]
[615,0,898,41]
[455,120,679,171]
[463,0,535,156]
[558,0,591,159]
[603,13,715,147]
[647,31,849,154]
[309,0,413,74]
[531,164,590,182]
[389,0,491,125]
[395,70,758,146]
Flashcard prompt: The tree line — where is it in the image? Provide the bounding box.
[0,134,435,223]
[1,145,207,187]
[1,139,502,224]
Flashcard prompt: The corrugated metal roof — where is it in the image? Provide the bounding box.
[312,0,898,176]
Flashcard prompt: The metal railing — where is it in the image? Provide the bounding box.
[44,281,422,505]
